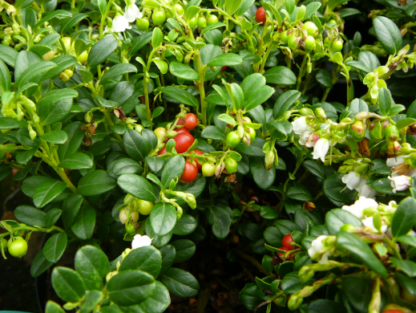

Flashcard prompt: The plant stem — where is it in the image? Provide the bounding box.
[195,51,207,124]
[296,55,308,90]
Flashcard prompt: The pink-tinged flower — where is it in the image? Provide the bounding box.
[312,138,329,162]
[124,4,143,22]
[359,183,377,199]
[113,15,132,32]
[389,175,412,193]
[306,133,319,148]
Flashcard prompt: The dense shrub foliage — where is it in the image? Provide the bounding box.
[2,0,416,312]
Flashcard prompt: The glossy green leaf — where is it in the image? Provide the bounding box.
[117,173,157,201]
[78,170,117,196]
[392,197,416,238]
[52,267,86,303]
[150,202,177,236]
[71,205,96,240]
[43,232,67,263]
[160,267,199,297]
[75,245,110,290]
[33,180,66,208]
[170,61,199,80]
[120,246,162,278]
[88,35,118,68]
[373,16,402,55]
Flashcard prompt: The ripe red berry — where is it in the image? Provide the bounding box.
[174,132,195,153]
[282,234,294,249]
[221,66,227,71]
[256,7,266,25]
[181,161,198,183]
[184,113,198,130]
[158,147,167,155]
[12,168,20,175]
[175,127,190,135]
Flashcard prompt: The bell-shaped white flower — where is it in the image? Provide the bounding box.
[342,196,378,219]
[292,116,311,136]
[389,175,412,193]
[362,216,388,233]
[112,14,132,32]
[308,235,330,264]
[131,234,152,249]
[386,156,405,167]
[299,130,311,146]
[342,171,362,190]
[312,138,329,162]
[124,4,143,22]
[359,183,377,199]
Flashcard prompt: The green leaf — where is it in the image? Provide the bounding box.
[97,0,107,14]
[61,13,88,33]
[161,86,199,108]
[153,59,168,74]
[161,155,185,189]
[131,281,171,313]
[59,152,93,170]
[152,27,163,48]
[170,61,199,80]
[119,246,162,278]
[107,270,156,306]
[225,0,243,15]
[323,173,356,207]
[150,202,177,236]
[43,232,67,263]
[379,87,392,116]
[101,63,137,83]
[15,205,47,227]
[325,209,363,235]
[107,158,143,177]
[305,2,321,19]
[88,35,118,68]
[0,59,11,91]
[117,174,157,201]
[0,44,18,67]
[201,22,226,34]
[75,245,110,290]
[16,61,56,88]
[303,160,326,180]
[160,267,199,297]
[171,239,196,263]
[342,277,372,313]
[71,206,96,240]
[31,249,54,278]
[185,6,200,21]
[42,55,78,81]
[80,290,103,313]
[45,301,65,313]
[336,231,387,277]
[40,130,68,144]
[287,183,313,201]
[78,170,116,196]
[123,129,150,161]
[397,117,416,129]
[0,117,27,130]
[207,53,243,67]
[250,157,276,189]
[390,258,416,277]
[52,267,86,303]
[130,32,152,56]
[58,121,84,161]
[33,180,66,208]
[201,125,226,141]
[173,214,197,235]
[62,195,82,230]
[264,66,296,86]
[206,206,231,240]
[328,0,348,10]
[373,16,402,55]
[37,89,78,125]
[392,197,416,238]
[245,85,275,111]
[239,283,263,311]
[273,90,301,119]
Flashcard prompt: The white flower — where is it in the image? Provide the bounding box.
[386,156,405,167]
[362,216,388,233]
[308,235,330,264]
[124,4,143,22]
[113,15,132,32]
[131,234,152,249]
[306,133,319,148]
[342,196,378,219]
[292,116,310,135]
[389,175,412,193]
[312,138,329,163]
[299,130,311,146]
[359,183,377,199]
[342,171,362,190]
[386,200,397,212]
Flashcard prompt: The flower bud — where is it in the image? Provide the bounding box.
[384,125,400,141]
[350,120,366,141]
[355,111,369,120]
[60,69,73,82]
[288,294,304,311]
[6,5,16,15]
[387,141,401,155]
[78,51,88,64]
[265,151,275,170]
[300,108,314,116]
[369,120,383,141]
[42,50,56,61]
[135,124,143,133]
[315,108,326,120]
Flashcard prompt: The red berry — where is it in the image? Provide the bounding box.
[278,247,292,260]
[190,150,204,169]
[174,132,195,153]
[282,234,294,250]
[184,113,198,130]
[221,66,227,71]
[256,7,266,25]
[180,161,198,183]
[12,168,20,175]
[175,127,190,135]
[177,117,185,125]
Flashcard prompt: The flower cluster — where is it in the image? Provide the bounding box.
[106,0,143,33]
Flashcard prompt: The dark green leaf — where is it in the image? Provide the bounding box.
[160,268,199,297]
[52,267,86,303]
[78,170,116,196]
[43,232,67,263]
[75,245,110,290]
[150,202,177,236]
[117,174,157,201]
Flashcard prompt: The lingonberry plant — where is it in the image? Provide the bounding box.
[1,0,416,311]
